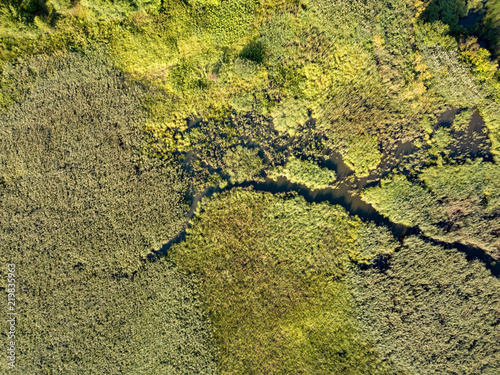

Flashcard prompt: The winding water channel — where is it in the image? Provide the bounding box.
[148,110,500,277]
[149,175,500,277]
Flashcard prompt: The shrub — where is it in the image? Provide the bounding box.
[267,156,336,190]
[458,37,499,84]
[484,0,500,57]
[222,145,263,183]
[239,38,267,64]
[421,0,468,34]
[270,96,309,135]
[343,135,382,177]
[452,107,474,131]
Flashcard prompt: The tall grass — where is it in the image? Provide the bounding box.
[0,52,217,373]
[362,160,500,258]
[170,189,394,374]
[350,236,500,375]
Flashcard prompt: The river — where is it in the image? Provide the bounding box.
[147,109,499,277]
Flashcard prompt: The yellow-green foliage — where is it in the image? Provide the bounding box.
[0,259,218,374]
[109,19,178,80]
[343,135,382,177]
[329,42,373,84]
[420,114,436,134]
[421,45,482,108]
[222,145,263,183]
[0,51,189,271]
[452,107,474,131]
[270,96,309,135]
[0,5,39,66]
[414,20,458,50]
[459,37,499,84]
[352,222,399,265]
[479,100,500,159]
[189,0,221,5]
[362,174,438,228]
[1,0,437,169]
[415,27,500,159]
[4,0,254,151]
[268,156,336,189]
[173,113,278,190]
[428,126,453,156]
[485,0,500,56]
[80,0,162,20]
[310,0,432,161]
[204,0,256,45]
[419,0,468,31]
[362,160,500,258]
[419,160,500,215]
[309,0,374,41]
[105,1,270,153]
[170,189,393,374]
[316,75,402,171]
[3,2,500,373]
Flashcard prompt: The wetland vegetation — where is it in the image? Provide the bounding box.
[1,0,499,373]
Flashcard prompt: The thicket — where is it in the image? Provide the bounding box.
[4,0,497,182]
[416,0,499,59]
[222,145,264,184]
[2,0,500,172]
[419,0,469,34]
[174,113,281,190]
[362,160,500,258]
[414,1,500,159]
[170,189,395,374]
[74,1,432,177]
[267,156,336,190]
[350,236,500,375]
[485,0,500,56]
[353,221,399,265]
[0,52,217,373]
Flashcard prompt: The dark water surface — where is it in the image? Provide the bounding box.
[148,110,499,276]
[149,175,500,276]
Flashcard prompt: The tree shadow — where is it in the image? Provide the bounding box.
[239,39,267,64]
[420,0,472,35]
[419,0,499,57]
